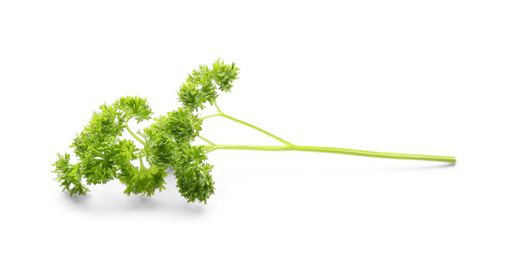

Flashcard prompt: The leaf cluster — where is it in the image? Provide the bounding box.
[178,59,240,111]
[53,96,163,196]
[53,153,89,196]
[115,96,153,123]
[172,145,214,203]
[53,59,239,203]
[143,107,213,203]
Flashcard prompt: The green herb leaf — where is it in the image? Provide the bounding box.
[52,153,89,196]
[172,144,215,204]
[118,163,167,196]
[115,96,153,123]
[178,59,239,111]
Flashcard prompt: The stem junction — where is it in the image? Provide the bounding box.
[198,104,456,163]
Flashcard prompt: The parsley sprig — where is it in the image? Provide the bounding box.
[53,59,456,203]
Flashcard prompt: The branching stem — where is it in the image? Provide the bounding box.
[198,135,216,146]
[201,103,293,146]
[198,104,455,163]
[214,103,223,114]
[218,113,293,146]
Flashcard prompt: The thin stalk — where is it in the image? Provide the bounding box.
[125,118,146,145]
[218,113,293,146]
[198,135,216,146]
[210,103,293,146]
[139,155,146,170]
[214,103,223,114]
[126,125,146,145]
[200,114,221,120]
[203,144,456,163]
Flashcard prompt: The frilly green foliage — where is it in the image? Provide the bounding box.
[155,107,202,144]
[143,107,202,167]
[117,163,167,196]
[70,103,127,185]
[115,96,153,123]
[178,59,239,111]
[53,153,89,196]
[211,59,239,92]
[53,59,239,203]
[172,144,215,203]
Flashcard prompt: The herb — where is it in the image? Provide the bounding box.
[53,59,456,203]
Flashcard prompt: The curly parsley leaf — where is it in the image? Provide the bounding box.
[118,163,167,196]
[212,59,239,92]
[172,144,215,204]
[52,153,89,196]
[115,96,153,123]
[70,103,127,185]
[178,59,239,111]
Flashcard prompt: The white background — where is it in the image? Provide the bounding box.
[1,1,507,259]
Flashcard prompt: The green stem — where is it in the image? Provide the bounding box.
[199,103,455,162]
[203,144,456,163]
[214,103,223,114]
[139,155,146,169]
[198,135,216,146]
[200,114,221,120]
[219,113,293,146]
[125,118,146,145]
[208,103,293,146]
